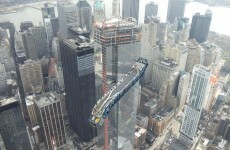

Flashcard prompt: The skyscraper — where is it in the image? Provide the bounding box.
[57,2,78,39]
[60,37,96,142]
[145,2,158,18]
[122,0,140,21]
[189,10,212,43]
[0,64,7,93]
[179,65,211,145]
[77,0,92,31]
[167,0,186,24]
[0,97,32,150]
[94,0,106,22]
[41,3,55,23]
[19,59,44,95]
[31,26,50,58]
[34,92,66,150]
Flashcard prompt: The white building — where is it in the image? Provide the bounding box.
[179,65,211,145]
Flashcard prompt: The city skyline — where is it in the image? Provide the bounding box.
[0,0,229,149]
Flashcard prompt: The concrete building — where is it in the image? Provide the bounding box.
[21,31,38,60]
[145,2,158,18]
[0,97,31,150]
[44,18,53,47]
[55,61,64,89]
[122,0,140,21]
[158,23,168,45]
[34,92,66,150]
[134,126,147,149]
[136,113,149,129]
[77,0,92,31]
[152,59,178,91]
[143,100,157,117]
[141,23,160,83]
[26,96,39,127]
[19,60,44,94]
[0,64,7,93]
[164,43,188,71]
[30,27,49,58]
[167,0,186,24]
[60,37,97,142]
[112,0,120,17]
[185,40,203,73]
[201,42,221,67]
[57,2,78,39]
[177,72,190,110]
[148,106,174,135]
[179,65,211,145]
[52,37,60,60]
[50,18,59,38]
[189,10,212,43]
[93,0,105,22]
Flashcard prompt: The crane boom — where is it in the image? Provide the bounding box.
[90,58,148,126]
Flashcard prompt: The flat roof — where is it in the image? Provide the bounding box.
[0,97,18,107]
[34,92,60,108]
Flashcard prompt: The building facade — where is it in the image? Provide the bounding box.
[0,97,31,150]
[189,10,212,43]
[19,60,44,94]
[167,0,186,23]
[0,64,7,93]
[122,0,140,21]
[77,0,92,31]
[179,65,211,144]
[145,2,158,18]
[57,2,78,39]
[60,37,97,142]
[34,92,66,149]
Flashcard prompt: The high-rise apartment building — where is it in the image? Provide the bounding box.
[77,0,92,31]
[189,10,212,43]
[26,96,39,127]
[21,32,38,60]
[31,27,49,58]
[185,40,203,73]
[122,0,140,21]
[19,59,44,95]
[145,2,158,18]
[0,97,31,150]
[60,37,96,141]
[167,0,186,24]
[94,0,105,22]
[201,42,221,67]
[152,59,178,91]
[57,2,78,39]
[179,65,211,145]
[0,64,7,93]
[34,92,66,150]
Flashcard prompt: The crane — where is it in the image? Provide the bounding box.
[90,57,148,126]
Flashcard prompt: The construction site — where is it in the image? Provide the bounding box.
[93,17,143,150]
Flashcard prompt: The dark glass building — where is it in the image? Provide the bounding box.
[0,97,31,150]
[122,0,140,21]
[41,3,55,23]
[189,10,212,43]
[50,17,59,38]
[60,37,97,142]
[167,0,186,24]
[145,2,158,18]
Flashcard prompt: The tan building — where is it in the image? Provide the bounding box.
[134,126,147,149]
[19,59,44,94]
[148,106,174,135]
[185,40,203,73]
[26,95,39,126]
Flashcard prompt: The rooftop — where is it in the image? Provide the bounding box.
[155,58,178,69]
[94,17,138,29]
[201,41,221,52]
[63,36,93,50]
[0,97,18,107]
[34,92,60,108]
[151,106,174,121]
